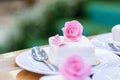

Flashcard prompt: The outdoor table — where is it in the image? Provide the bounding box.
[0,36,94,80]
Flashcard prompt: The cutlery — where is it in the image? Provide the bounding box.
[108,43,120,52]
[31,46,57,71]
[108,43,120,55]
[91,39,120,53]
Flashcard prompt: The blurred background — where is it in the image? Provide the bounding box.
[0,0,120,54]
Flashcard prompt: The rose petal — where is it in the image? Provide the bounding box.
[52,34,64,46]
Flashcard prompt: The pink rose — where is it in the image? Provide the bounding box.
[52,34,64,46]
[59,55,91,80]
[62,20,83,41]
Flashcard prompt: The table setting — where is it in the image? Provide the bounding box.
[91,33,120,55]
[1,20,120,80]
[90,32,120,80]
[0,33,120,80]
[15,21,120,80]
[15,44,120,80]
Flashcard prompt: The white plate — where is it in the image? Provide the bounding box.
[40,75,91,80]
[93,67,120,80]
[15,47,59,75]
[91,33,120,55]
[15,47,120,75]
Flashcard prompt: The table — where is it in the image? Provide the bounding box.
[0,45,48,80]
[0,36,94,80]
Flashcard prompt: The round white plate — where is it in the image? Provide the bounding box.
[93,67,120,80]
[15,47,120,75]
[91,32,120,55]
[40,75,91,80]
[15,47,59,75]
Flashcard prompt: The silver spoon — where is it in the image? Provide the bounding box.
[31,46,57,71]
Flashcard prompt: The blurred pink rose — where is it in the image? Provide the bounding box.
[62,20,83,41]
[59,55,91,80]
[52,34,64,46]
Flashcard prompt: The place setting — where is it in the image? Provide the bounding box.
[15,46,120,80]
[15,20,120,80]
[91,33,120,55]
[90,24,120,80]
[15,46,120,73]
[91,24,120,56]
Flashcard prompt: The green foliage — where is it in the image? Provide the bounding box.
[1,0,119,54]
[0,0,85,53]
